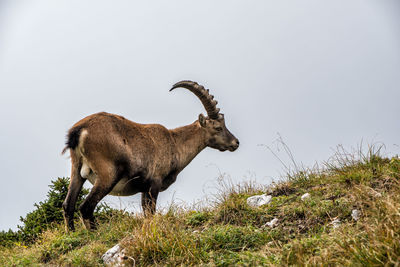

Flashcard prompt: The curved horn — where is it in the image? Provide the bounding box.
[170,80,220,119]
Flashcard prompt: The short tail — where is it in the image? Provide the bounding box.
[61,126,84,155]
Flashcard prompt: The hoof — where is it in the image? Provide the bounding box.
[64,218,75,232]
[65,225,75,233]
[82,218,97,231]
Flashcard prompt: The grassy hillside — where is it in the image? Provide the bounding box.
[1,146,400,266]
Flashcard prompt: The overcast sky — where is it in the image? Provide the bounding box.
[1,0,399,231]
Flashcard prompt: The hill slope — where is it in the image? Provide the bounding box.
[1,146,400,266]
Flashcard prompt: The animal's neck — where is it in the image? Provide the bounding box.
[170,121,207,171]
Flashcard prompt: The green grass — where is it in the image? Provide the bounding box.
[2,145,400,266]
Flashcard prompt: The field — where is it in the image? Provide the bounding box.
[1,145,400,266]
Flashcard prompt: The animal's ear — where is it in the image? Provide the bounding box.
[198,113,207,127]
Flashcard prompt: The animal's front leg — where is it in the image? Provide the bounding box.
[141,183,160,216]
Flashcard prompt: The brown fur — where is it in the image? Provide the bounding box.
[62,87,239,231]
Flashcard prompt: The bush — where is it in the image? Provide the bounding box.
[17,177,89,243]
[0,229,22,248]
[1,177,112,246]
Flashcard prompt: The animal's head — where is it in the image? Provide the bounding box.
[170,80,239,152]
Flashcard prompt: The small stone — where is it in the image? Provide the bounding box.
[331,218,341,228]
[301,193,310,201]
[263,218,279,228]
[102,244,121,265]
[247,194,272,207]
[102,244,128,266]
[351,209,360,221]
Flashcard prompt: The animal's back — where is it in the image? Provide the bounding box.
[64,112,149,155]
[63,112,177,195]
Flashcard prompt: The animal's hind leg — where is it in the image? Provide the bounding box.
[63,158,85,232]
[79,160,118,230]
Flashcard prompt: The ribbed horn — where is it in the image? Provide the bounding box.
[170,80,221,119]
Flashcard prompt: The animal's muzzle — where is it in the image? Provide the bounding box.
[228,139,239,151]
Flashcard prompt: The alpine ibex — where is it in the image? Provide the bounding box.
[62,80,239,231]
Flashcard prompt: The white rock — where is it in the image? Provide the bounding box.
[247,194,272,207]
[331,218,341,228]
[263,218,279,228]
[301,193,310,201]
[102,244,127,266]
[351,209,360,221]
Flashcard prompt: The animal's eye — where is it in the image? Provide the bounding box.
[215,127,223,132]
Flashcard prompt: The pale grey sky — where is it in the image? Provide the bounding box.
[0,0,399,231]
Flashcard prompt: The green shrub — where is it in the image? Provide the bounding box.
[0,229,22,248]
[1,177,112,245]
[17,177,89,243]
